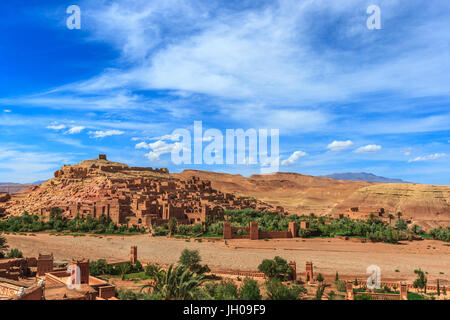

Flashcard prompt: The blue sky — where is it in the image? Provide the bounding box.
[0,0,449,184]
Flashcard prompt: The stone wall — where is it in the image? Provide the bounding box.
[223,222,298,240]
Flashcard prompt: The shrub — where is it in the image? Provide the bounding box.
[264,278,306,300]
[239,277,262,300]
[6,248,23,258]
[395,219,408,231]
[178,249,210,274]
[117,289,163,300]
[335,280,347,292]
[257,256,292,280]
[355,293,372,300]
[207,280,239,300]
[133,260,143,273]
[90,259,109,276]
[315,284,326,300]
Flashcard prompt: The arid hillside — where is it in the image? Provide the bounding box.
[173,170,372,215]
[332,183,450,230]
[174,170,450,229]
[0,157,274,220]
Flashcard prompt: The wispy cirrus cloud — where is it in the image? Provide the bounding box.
[408,153,447,163]
[46,123,66,130]
[65,126,85,135]
[354,144,382,154]
[88,130,125,139]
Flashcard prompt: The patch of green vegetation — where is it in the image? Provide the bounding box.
[429,227,450,242]
[0,209,147,235]
[355,293,372,300]
[221,209,412,244]
[407,292,430,300]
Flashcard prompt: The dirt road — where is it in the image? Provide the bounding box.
[4,233,449,284]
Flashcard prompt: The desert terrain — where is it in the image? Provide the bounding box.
[174,170,450,229]
[4,233,449,285]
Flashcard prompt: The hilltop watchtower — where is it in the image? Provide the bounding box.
[98,154,107,160]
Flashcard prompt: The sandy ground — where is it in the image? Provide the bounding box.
[4,233,450,285]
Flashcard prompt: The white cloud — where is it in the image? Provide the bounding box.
[354,144,382,154]
[46,123,66,130]
[3,109,11,113]
[401,148,413,156]
[0,146,71,183]
[152,133,181,142]
[281,151,307,166]
[327,140,354,152]
[65,126,85,134]
[89,130,125,138]
[408,153,447,162]
[135,140,185,161]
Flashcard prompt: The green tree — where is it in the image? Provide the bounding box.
[397,212,402,219]
[437,279,440,296]
[168,217,178,237]
[118,263,131,280]
[388,214,395,226]
[257,256,292,280]
[6,248,23,258]
[316,273,324,284]
[211,280,239,300]
[395,218,407,231]
[178,249,210,274]
[179,249,201,270]
[90,259,108,276]
[265,278,306,300]
[413,269,427,293]
[141,264,207,300]
[335,272,339,282]
[239,277,262,300]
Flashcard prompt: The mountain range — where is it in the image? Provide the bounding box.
[323,172,410,183]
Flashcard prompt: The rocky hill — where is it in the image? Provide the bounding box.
[1,157,449,230]
[0,156,275,225]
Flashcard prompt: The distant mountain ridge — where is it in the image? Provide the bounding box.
[0,181,43,194]
[323,172,410,183]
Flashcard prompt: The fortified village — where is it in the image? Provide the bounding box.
[0,155,277,229]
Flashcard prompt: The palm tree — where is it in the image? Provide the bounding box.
[168,218,178,237]
[397,212,402,220]
[118,263,131,280]
[141,264,207,300]
[388,214,395,226]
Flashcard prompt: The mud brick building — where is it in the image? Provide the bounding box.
[5,155,278,229]
[0,254,117,300]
